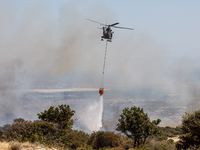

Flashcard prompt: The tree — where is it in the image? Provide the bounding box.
[116,106,161,148]
[13,118,25,123]
[37,104,75,130]
[176,110,200,150]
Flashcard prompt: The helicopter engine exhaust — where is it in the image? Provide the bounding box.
[99,88,104,96]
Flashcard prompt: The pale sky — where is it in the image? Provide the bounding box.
[0,0,200,84]
[4,0,200,57]
[0,0,200,127]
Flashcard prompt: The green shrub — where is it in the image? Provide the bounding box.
[1,119,89,149]
[159,126,182,137]
[148,140,175,150]
[167,139,174,144]
[156,136,167,141]
[57,129,89,149]
[1,121,32,142]
[88,131,123,149]
[28,120,58,144]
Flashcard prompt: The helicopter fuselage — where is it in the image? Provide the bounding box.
[101,26,113,42]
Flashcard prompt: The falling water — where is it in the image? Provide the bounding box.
[73,96,104,132]
[98,96,104,129]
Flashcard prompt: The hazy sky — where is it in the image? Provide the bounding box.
[0,0,200,85]
[10,0,200,58]
[0,0,200,127]
[3,0,200,57]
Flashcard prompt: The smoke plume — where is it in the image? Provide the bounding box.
[0,1,200,128]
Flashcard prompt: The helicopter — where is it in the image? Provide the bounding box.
[86,19,134,42]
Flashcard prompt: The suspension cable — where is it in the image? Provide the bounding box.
[102,40,108,74]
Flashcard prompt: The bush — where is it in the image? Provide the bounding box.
[9,120,32,142]
[57,129,89,149]
[121,136,134,149]
[148,140,175,150]
[28,120,58,144]
[9,142,22,150]
[1,120,58,145]
[2,120,90,149]
[156,136,167,141]
[167,139,174,144]
[88,131,123,149]
[1,121,32,142]
[159,126,182,137]
[0,129,3,141]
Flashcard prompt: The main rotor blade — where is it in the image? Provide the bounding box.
[85,18,106,26]
[113,26,134,30]
[109,22,119,26]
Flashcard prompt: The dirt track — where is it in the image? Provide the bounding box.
[167,136,180,142]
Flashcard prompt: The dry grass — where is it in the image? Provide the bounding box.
[0,142,11,150]
[0,142,58,150]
